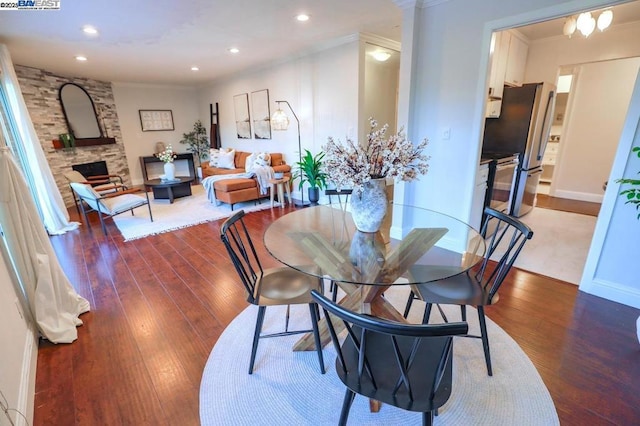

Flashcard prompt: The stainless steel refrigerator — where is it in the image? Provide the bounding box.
[482,82,556,217]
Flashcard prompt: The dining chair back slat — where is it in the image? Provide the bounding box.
[220,210,262,303]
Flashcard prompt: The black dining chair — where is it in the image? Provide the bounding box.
[311,289,468,426]
[403,207,533,376]
[220,210,325,375]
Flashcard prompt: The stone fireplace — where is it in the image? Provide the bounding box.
[15,65,131,207]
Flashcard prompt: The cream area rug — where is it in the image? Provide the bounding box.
[199,285,559,425]
[112,185,275,241]
[505,207,597,285]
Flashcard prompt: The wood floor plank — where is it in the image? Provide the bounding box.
[35,204,640,425]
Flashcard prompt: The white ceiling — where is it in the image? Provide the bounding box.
[0,0,402,86]
[2,1,639,88]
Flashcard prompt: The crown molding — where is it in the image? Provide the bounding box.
[358,32,402,51]
[393,0,451,9]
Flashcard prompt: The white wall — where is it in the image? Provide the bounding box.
[196,39,360,201]
[581,70,640,308]
[524,21,640,85]
[552,58,640,201]
[523,20,640,201]
[364,47,400,134]
[112,83,200,185]
[398,0,640,308]
[0,251,37,426]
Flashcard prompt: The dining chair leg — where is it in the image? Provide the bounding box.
[98,214,107,235]
[330,281,338,302]
[309,304,325,374]
[403,290,416,318]
[423,410,434,426]
[249,306,267,374]
[421,303,433,324]
[477,306,493,376]
[338,389,355,426]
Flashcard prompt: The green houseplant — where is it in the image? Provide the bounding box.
[180,120,209,173]
[293,149,328,205]
[617,146,640,219]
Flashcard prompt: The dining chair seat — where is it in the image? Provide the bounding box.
[252,265,322,305]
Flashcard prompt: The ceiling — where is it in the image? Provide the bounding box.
[0,0,402,86]
[2,1,639,88]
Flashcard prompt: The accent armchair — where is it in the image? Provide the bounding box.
[70,182,153,235]
[64,170,127,212]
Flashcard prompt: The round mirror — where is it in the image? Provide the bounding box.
[59,83,102,139]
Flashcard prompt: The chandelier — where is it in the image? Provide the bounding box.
[563,9,613,38]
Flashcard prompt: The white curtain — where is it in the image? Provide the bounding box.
[0,44,78,235]
[0,147,90,343]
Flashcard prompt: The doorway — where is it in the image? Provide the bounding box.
[486,4,640,285]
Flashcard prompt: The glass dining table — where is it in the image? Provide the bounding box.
[263,203,486,352]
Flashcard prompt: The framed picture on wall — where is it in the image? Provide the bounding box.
[233,93,251,139]
[139,110,174,131]
[251,89,271,139]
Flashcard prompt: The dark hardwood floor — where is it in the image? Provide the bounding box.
[35,203,639,425]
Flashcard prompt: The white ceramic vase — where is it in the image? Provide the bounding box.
[164,162,176,180]
[350,178,388,233]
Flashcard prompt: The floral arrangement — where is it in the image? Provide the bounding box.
[322,118,429,194]
[155,144,178,163]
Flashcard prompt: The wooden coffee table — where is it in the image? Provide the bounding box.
[144,177,194,203]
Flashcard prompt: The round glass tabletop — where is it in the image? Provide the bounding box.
[263,204,486,286]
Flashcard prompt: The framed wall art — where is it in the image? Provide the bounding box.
[233,93,251,139]
[251,89,271,139]
[139,110,174,131]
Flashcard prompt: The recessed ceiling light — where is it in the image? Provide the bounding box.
[191,66,199,71]
[229,47,239,54]
[296,14,310,22]
[75,55,87,62]
[82,25,98,35]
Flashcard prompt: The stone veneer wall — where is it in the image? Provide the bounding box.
[15,65,131,207]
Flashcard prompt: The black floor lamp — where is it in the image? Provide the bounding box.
[271,100,306,207]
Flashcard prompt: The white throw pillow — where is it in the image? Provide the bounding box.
[253,152,271,167]
[209,147,231,167]
[244,153,258,172]
[217,149,236,169]
[209,149,220,166]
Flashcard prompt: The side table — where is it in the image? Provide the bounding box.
[269,176,291,208]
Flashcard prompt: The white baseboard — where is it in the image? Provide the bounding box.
[552,189,603,203]
[17,328,38,426]
[579,277,640,309]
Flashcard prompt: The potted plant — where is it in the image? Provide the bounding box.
[617,146,640,219]
[180,120,209,178]
[293,149,327,205]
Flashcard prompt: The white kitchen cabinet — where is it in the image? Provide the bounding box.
[471,162,490,231]
[487,32,509,100]
[504,32,528,87]
[485,30,529,118]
